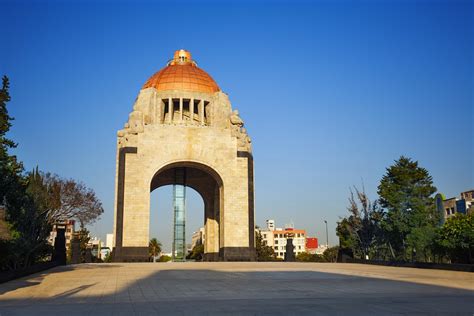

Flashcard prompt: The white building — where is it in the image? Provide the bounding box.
[191,227,205,250]
[259,220,307,259]
[106,233,114,250]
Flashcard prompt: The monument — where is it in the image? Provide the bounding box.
[112,49,255,262]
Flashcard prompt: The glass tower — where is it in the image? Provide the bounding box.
[172,168,186,261]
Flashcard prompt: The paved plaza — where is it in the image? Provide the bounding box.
[0,262,473,315]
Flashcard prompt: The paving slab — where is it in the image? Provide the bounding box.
[0,262,473,315]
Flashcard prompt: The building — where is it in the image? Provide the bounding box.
[305,237,318,254]
[48,220,75,251]
[113,49,255,262]
[437,190,474,223]
[106,233,114,250]
[259,220,307,259]
[88,237,102,259]
[191,227,205,250]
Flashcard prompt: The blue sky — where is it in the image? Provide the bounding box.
[1,0,472,251]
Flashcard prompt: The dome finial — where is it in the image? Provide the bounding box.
[171,49,192,65]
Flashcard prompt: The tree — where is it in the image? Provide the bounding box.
[72,228,91,263]
[0,77,52,270]
[38,174,104,228]
[0,76,102,270]
[323,246,339,262]
[159,255,171,262]
[188,244,204,261]
[336,186,384,260]
[435,213,474,263]
[377,156,438,261]
[296,252,326,262]
[149,238,162,262]
[0,76,24,207]
[255,230,276,261]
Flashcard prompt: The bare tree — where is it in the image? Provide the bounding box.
[41,173,104,227]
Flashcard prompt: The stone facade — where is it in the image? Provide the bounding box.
[112,50,255,262]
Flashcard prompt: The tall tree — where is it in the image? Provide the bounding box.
[43,174,104,227]
[20,172,104,228]
[255,230,276,261]
[377,156,437,261]
[337,186,384,260]
[149,238,162,262]
[0,76,24,211]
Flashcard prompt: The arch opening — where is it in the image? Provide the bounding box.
[149,185,204,261]
[149,161,223,261]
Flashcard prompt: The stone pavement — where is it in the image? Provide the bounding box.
[0,262,473,315]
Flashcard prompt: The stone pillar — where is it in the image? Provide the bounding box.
[190,98,194,122]
[168,98,173,123]
[179,98,183,122]
[199,100,205,125]
[85,248,92,263]
[158,99,164,123]
[204,185,220,261]
[52,226,67,265]
[284,238,295,262]
[71,238,81,264]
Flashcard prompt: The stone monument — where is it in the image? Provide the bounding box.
[113,49,255,262]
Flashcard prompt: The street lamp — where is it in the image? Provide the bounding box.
[324,220,328,248]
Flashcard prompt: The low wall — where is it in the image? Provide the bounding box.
[346,259,474,272]
[0,261,60,284]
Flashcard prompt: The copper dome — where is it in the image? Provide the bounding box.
[143,50,220,94]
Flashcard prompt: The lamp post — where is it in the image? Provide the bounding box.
[324,220,328,248]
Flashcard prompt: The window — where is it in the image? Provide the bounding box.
[275,240,278,244]
[193,100,199,116]
[274,246,278,250]
[164,100,170,117]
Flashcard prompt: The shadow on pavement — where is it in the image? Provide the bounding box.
[0,264,472,315]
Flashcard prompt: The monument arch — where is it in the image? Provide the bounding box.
[112,49,255,261]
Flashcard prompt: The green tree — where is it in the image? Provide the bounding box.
[0,76,24,206]
[435,213,474,263]
[377,156,437,261]
[296,252,326,262]
[149,238,162,262]
[0,76,104,270]
[0,78,56,270]
[188,244,204,261]
[323,246,339,262]
[72,228,91,263]
[336,218,355,251]
[159,255,172,262]
[255,230,276,261]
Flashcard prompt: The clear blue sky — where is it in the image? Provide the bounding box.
[1,0,472,251]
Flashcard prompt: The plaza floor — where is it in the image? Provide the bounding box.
[0,262,473,315]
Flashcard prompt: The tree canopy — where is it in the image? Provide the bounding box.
[377,156,438,261]
[0,76,103,271]
[255,230,276,261]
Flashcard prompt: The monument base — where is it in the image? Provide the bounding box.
[220,247,256,261]
[112,247,149,262]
